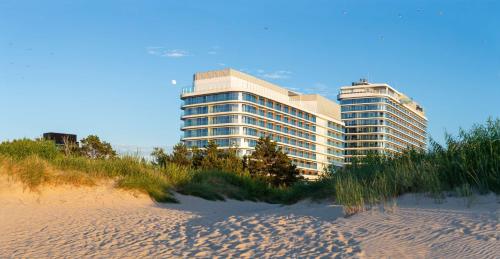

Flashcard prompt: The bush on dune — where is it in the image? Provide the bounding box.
[0,118,498,211]
[177,170,284,203]
[0,139,175,201]
[0,139,59,160]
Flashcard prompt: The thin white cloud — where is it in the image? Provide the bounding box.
[165,49,189,58]
[207,51,217,55]
[303,82,335,97]
[260,70,292,79]
[146,47,190,58]
[218,63,226,67]
[146,46,163,55]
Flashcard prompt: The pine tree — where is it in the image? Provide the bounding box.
[248,137,300,186]
[151,147,168,168]
[80,135,116,159]
[168,142,191,167]
[200,140,222,170]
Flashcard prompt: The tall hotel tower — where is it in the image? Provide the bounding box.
[337,79,427,162]
[180,69,344,179]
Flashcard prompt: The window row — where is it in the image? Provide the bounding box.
[340,97,385,105]
[183,104,239,116]
[385,99,427,126]
[292,160,317,170]
[184,127,240,138]
[344,119,385,126]
[341,104,385,112]
[345,142,384,148]
[242,104,317,132]
[385,120,426,142]
[327,121,344,132]
[327,130,343,140]
[184,138,240,148]
[243,93,317,123]
[385,112,427,135]
[328,156,344,164]
[345,149,384,156]
[341,97,426,126]
[342,111,385,119]
[242,116,317,141]
[327,148,343,156]
[345,126,388,134]
[183,92,239,105]
[345,134,384,141]
[243,127,316,150]
[184,115,239,127]
[283,147,317,160]
[327,139,344,148]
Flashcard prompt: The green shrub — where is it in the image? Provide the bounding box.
[117,171,175,202]
[163,163,193,186]
[1,118,497,209]
[178,170,285,203]
[0,139,59,160]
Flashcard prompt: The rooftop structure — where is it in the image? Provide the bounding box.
[43,132,78,146]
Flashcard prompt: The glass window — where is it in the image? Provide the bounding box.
[243,93,257,103]
[184,106,208,115]
[183,92,239,105]
[212,104,238,113]
[211,115,238,124]
[184,128,208,138]
[212,127,239,136]
[184,117,208,126]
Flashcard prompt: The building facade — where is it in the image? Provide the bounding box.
[180,69,344,179]
[337,79,427,162]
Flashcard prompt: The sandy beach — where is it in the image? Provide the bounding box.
[1,179,498,258]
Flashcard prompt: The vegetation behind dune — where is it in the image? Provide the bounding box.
[0,118,498,214]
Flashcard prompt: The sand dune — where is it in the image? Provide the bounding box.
[0,178,498,258]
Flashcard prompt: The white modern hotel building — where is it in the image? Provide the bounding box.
[180,69,345,179]
[180,69,427,179]
[338,79,428,162]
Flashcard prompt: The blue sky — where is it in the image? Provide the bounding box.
[1,0,499,155]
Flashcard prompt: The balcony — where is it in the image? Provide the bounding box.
[180,86,195,95]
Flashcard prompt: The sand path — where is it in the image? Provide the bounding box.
[0,180,498,258]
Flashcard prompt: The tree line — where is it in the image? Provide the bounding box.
[57,134,302,187]
[151,137,302,187]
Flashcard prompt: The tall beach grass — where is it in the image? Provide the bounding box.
[0,118,498,212]
[333,118,499,214]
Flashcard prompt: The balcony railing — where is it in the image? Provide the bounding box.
[181,86,195,95]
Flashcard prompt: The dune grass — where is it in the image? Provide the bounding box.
[0,141,292,203]
[0,118,498,212]
[333,118,500,214]
[177,170,283,202]
[0,141,178,201]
